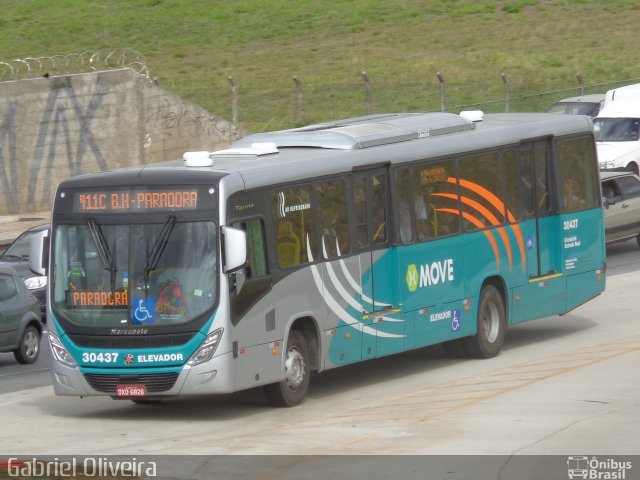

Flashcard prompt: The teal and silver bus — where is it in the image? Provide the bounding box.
[40,111,605,406]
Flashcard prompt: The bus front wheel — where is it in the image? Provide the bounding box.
[462,285,506,358]
[264,330,310,407]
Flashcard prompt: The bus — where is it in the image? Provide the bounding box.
[34,111,606,406]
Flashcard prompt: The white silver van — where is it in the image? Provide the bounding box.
[594,101,640,175]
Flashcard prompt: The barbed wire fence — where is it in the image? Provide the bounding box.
[3,49,640,132]
[0,48,151,81]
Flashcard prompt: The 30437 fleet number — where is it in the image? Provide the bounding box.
[81,352,119,363]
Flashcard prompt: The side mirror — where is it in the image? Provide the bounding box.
[29,228,49,276]
[221,226,247,273]
[604,197,616,207]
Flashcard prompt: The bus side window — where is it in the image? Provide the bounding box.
[414,160,459,239]
[372,174,387,244]
[231,219,268,291]
[558,136,599,212]
[503,150,523,222]
[534,143,551,214]
[272,185,317,267]
[520,149,536,218]
[316,179,351,258]
[277,221,300,267]
[354,178,368,247]
[395,168,416,244]
[459,152,504,232]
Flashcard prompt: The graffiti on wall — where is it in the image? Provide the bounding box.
[28,76,108,208]
[1,69,239,216]
[145,95,240,152]
[0,101,19,212]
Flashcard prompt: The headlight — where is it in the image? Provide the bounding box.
[24,275,47,290]
[187,329,223,367]
[48,332,77,368]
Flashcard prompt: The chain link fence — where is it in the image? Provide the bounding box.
[193,74,640,133]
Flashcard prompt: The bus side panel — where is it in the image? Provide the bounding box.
[560,209,606,275]
[510,208,605,324]
[396,235,467,347]
[566,270,605,312]
[230,266,324,391]
[322,255,367,367]
[562,208,606,312]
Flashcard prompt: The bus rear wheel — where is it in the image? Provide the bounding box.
[264,330,310,407]
[462,285,505,358]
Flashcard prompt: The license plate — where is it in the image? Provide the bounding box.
[115,384,146,397]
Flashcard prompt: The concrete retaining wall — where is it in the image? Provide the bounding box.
[0,68,243,216]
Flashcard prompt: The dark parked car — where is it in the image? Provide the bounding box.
[0,265,42,364]
[0,224,49,317]
[601,171,640,245]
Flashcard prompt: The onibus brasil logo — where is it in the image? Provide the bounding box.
[567,456,632,479]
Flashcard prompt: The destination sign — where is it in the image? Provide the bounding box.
[67,290,129,308]
[72,189,200,213]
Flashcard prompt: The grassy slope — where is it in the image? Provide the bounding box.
[1,0,640,131]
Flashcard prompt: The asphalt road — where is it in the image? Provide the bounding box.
[0,240,639,479]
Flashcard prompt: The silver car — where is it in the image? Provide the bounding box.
[0,265,42,364]
[601,170,640,245]
[547,94,605,118]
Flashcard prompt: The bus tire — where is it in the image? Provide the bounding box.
[462,285,505,359]
[264,330,310,407]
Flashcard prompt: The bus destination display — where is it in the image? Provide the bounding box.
[72,189,200,213]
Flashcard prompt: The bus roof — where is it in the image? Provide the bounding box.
[59,112,594,192]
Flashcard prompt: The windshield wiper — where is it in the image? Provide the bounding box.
[143,215,176,289]
[87,217,117,290]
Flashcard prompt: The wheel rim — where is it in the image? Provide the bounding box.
[284,346,306,391]
[481,301,500,344]
[23,330,39,359]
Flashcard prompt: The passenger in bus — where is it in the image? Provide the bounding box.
[563,177,585,211]
[398,191,428,243]
[277,221,300,267]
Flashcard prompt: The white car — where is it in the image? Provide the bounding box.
[601,170,640,245]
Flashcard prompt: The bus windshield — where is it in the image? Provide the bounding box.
[51,220,218,328]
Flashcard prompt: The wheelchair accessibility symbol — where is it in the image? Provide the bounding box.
[451,308,461,332]
[133,298,156,324]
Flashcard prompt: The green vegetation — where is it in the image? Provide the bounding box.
[1,0,640,132]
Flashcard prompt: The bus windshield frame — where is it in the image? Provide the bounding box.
[50,183,220,334]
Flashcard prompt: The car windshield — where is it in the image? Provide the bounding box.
[548,102,600,117]
[51,220,217,327]
[0,229,40,260]
[594,118,640,142]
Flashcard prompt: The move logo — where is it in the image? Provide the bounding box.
[406,259,454,292]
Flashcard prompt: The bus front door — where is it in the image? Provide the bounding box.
[352,169,405,359]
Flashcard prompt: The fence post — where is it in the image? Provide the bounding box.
[228,76,238,128]
[501,73,510,112]
[436,72,446,112]
[362,71,372,115]
[293,75,304,124]
[576,74,584,95]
